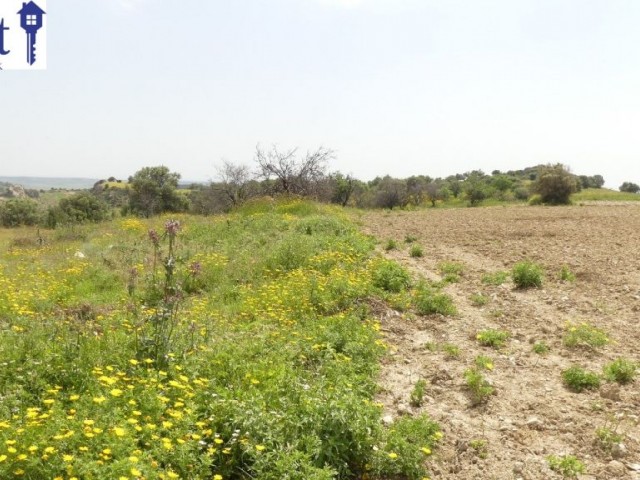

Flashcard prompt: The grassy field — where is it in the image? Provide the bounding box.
[0,199,441,480]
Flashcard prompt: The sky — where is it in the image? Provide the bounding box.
[1,0,640,188]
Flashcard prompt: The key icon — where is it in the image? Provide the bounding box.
[18,1,46,66]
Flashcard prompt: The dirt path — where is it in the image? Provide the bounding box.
[361,205,640,480]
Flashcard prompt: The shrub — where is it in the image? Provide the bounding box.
[619,182,640,193]
[414,286,456,316]
[562,366,601,392]
[563,322,608,349]
[474,355,494,371]
[476,329,509,348]
[0,197,40,227]
[532,341,550,355]
[47,192,111,227]
[603,358,637,384]
[531,164,577,205]
[409,244,423,258]
[442,343,460,358]
[512,261,543,288]
[372,260,412,293]
[383,239,397,251]
[404,234,417,243]
[547,455,586,477]
[370,415,442,480]
[464,368,494,405]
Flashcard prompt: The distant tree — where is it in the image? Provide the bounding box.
[425,182,450,207]
[329,172,357,207]
[255,145,333,196]
[445,177,463,198]
[0,198,40,227]
[531,164,577,205]
[492,175,513,198]
[373,176,408,209]
[128,166,188,217]
[579,174,605,189]
[216,160,253,207]
[463,173,488,206]
[405,175,432,205]
[620,182,640,194]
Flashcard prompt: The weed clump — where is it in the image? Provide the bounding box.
[481,271,509,286]
[409,244,423,258]
[532,341,550,355]
[372,260,412,293]
[603,358,637,384]
[384,239,398,251]
[476,329,509,349]
[438,261,464,282]
[414,285,456,316]
[409,379,428,407]
[464,368,494,405]
[546,454,586,477]
[562,366,601,392]
[512,261,544,288]
[563,322,609,349]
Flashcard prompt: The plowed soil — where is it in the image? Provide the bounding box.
[361,205,640,480]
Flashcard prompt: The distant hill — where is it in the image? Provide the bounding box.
[0,177,100,190]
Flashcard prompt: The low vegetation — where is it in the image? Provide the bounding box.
[511,261,544,288]
[562,366,601,392]
[547,454,586,477]
[0,200,443,480]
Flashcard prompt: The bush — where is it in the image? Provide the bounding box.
[512,261,543,288]
[531,164,577,205]
[414,285,456,316]
[372,260,412,293]
[563,322,608,349]
[409,244,423,258]
[46,192,111,227]
[0,198,40,227]
[547,455,586,477]
[476,329,509,348]
[603,358,637,384]
[562,366,601,392]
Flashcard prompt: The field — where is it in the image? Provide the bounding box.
[0,200,639,479]
[362,205,640,480]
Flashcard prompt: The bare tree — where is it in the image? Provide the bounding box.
[216,160,252,207]
[255,145,333,196]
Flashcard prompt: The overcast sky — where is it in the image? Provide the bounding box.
[2,0,640,188]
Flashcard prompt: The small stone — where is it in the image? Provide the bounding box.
[607,460,626,476]
[382,415,393,425]
[513,461,525,474]
[526,417,544,430]
[611,442,627,459]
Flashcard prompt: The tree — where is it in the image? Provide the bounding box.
[373,176,408,209]
[215,160,253,207]
[128,166,189,217]
[255,145,333,196]
[620,182,640,194]
[463,173,488,206]
[531,164,577,205]
[425,182,450,207]
[329,172,357,207]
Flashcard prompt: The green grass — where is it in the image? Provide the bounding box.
[413,284,457,316]
[0,199,441,480]
[547,454,586,477]
[603,358,637,384]
[563,322,609,349]
[481,270,509,286]
[572,188,640,202]
[476,329,509,349]
[464,368,494,405]
[512,261,544,288]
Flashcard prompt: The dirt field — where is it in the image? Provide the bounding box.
[362,205,640,480]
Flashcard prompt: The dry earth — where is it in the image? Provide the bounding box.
[361,205,640,480]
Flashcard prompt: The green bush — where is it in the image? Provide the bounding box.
[464,368,494,405]
[562,366,601,392]
[372,260,412,293]
[409,244,423,258]
[0,198,40,227]
[603,358,637,384]
[563,322,609,349]
[512,261,543,288]
[547,454,586,477]
[409,379,428,407]
[476,329,509,348]
[46,192,111,227]
[414,285,456,316]
[532,164,578,205]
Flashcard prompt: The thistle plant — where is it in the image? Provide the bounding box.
[131,219,188,368]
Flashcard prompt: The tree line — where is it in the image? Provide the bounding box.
[0,145,637,227]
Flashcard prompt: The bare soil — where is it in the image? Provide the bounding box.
[361,205,640,480]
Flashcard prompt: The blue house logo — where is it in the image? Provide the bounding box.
[0,0,47,70]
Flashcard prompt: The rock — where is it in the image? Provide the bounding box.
[526,417,544,430]
[513,461,525,474]
[74,251,86,259]
[611,442,627,459]
[382,415,393,425]
[607,460,627,477]
[396,404,411,415]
